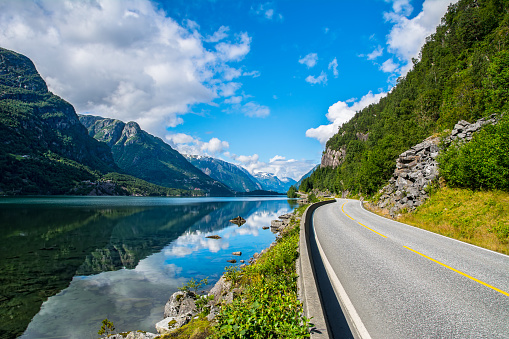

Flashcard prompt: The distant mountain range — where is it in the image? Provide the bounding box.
[0,46,301,196]
[253,172,296,193]
[185,155,262,193]
[79,115,232,196]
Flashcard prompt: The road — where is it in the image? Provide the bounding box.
[311,199,509,339]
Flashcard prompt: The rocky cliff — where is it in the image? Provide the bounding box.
[0,47,118,194]
[374,115,498,217]
[320,147,345,169]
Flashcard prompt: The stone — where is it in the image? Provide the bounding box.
[156,316,190,334]
[226,259,237,263]
[262,226,269,230]
[164,291,197,318]
[232,251,242,256]
[229,216,246,226]
[206,235,221,239]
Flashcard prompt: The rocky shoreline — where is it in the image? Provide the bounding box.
[107,210,299,338]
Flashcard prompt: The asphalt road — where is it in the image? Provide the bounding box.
[312,199,509,339]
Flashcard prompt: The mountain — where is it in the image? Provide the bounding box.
[253,172,296,193]
[79,115,233,196]
[295,164,319,189]
[0,47,119,194]
[301,0,509,196]
[185,155,263,192]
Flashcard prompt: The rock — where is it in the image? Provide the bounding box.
[240,260,245,263]
[163,291,197,318]
[262,226,269,230]
[156,316,190,334]
[229,216,246,226]
[109,332,158,339]
[226,259,237,263]
[206,235,221,239]
[321,146,346,169]
[232,251,242,256]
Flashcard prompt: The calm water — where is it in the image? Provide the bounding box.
[0,196,297,339]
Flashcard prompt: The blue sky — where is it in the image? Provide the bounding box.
[0,0,456,180]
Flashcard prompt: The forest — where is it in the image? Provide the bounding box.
[300,0,509,196]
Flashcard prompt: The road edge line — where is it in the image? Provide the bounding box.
[314,222,372,339]
[358,200,509,258]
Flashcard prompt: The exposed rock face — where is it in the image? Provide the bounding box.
[356,132,369,142]
[320,147,346,169]
[374,115,498,217]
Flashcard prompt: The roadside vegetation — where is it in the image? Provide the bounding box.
[398,187,509,255]
[210,208,310,338]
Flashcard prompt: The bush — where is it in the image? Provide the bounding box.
[439,115,509,190]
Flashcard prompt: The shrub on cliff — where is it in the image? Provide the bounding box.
[439,115,509,190]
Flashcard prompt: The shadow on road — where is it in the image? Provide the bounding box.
[309,221,354,339]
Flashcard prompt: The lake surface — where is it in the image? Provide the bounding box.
[0,196,297,339]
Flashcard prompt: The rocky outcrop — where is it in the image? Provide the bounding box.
[356,132,369,142]
[320,147,346,169]
[374,115,498,217]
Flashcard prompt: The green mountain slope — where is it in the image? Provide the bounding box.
[302,0,509,196]
[185,155,263,192]
[79,115,233,196]
[0,47,119,194]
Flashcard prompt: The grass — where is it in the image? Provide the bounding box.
[396,187,509,255]
[155,316,211,339]
[209,206,311,338]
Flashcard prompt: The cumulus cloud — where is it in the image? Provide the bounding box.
[380,58,399,73]
[306,91,387,144]
[385,0,458,71]
[206,25,229,43]
[241,102,270,117]
[166,134,229,156]
[299,53,318,68]
[305,71,327,85]
[367,45,384,60]
[0,0,254,137]
[328,58,339,77]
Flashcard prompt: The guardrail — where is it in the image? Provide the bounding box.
[297,199,335,338]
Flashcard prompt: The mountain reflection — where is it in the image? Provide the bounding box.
[0,197,291,339]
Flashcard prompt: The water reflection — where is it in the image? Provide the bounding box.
[0,197,291,339]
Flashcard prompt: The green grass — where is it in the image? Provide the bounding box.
[398,187,509,255]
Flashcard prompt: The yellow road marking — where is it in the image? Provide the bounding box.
[358,222,387,238]
[341,202,387,238]
[341,202,355,220]
[403,246,509,297]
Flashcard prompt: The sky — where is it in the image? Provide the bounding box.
[0,0,457,180]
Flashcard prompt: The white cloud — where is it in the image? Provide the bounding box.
[166,134,229,156]
[385,0,459,71]
[0,0,255,137]
[380,58,399,73]
[328,58,339,77]
[305,71,328,85]
[299,53,318,68]
[216,32,251,61]
[367,45,384,60]
[227,153,315,181]
[243,70,261,78]
[241,102,270,118]
[253,2,283,21]
[206,25,229,43]
[218,82,241,97]
[306,91,387,144]
[385,0,413,16]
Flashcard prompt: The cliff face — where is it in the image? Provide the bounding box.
[374,115,498,217]
[320,147,345,169]
[0,47,118,194]
[79,115,233,195]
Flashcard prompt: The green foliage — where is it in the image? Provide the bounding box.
[307,193,318,203]
[98,318,115,337]
[211,221,311,338]
[287,185,298,198]
[304,0,509,197]
[178,277,208,294]
[439,116,509,190]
